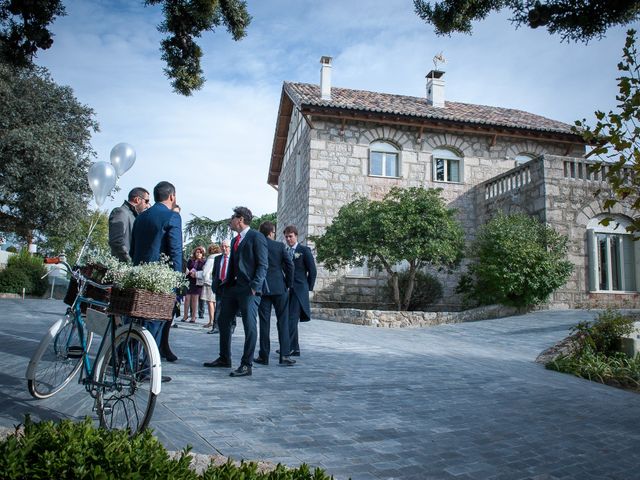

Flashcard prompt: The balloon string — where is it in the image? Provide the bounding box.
[75,213,100,265]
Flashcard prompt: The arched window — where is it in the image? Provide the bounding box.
[515,153,536,165]
[587,215,638,292]
[433,148,462,183]
[369,141,399,178]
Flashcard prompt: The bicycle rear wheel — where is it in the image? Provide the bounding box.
[94,327,158,433]
[27,310,93,399]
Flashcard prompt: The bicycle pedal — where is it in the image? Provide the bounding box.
[67,346,84,359]
[101,405,113,416]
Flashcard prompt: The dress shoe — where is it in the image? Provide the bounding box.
[163,351,178,362]
[290,350,300,357]
[139,374,171,383]
[279,356,296,366]
[229,365,252,377]
[203,358,231,368]
[254,356,269,365]
[161,375,172,383]
[206,328,217,334]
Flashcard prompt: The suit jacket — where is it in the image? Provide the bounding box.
[130,203,183,272]
[223,228,268,295]
[290,243,317,320]
[108,201,137,263]
[211,253,228,294]
[264,237,294,296]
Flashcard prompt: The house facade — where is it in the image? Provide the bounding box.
[268,57,640,310]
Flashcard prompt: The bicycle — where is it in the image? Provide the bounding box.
[25,259,162,433]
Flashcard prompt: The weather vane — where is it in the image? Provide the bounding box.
[433,52,446,71]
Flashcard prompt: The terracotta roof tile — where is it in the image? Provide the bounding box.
[284,82,576,135]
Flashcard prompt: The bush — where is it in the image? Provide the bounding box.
[386,270,443,311]
[0,416,334,479]
[546,310,640,391]
[573,309,635,356]
[457,213,573,308]
[0,251,48,296]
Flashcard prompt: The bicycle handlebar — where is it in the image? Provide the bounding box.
[46,258,113,291]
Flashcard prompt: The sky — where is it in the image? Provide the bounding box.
[34,0,635,231]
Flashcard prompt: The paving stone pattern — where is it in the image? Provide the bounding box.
[1,299,639,479]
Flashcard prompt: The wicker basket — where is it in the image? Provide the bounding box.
[107,287,175,320]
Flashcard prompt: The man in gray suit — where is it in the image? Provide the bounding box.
[108,187,150,263]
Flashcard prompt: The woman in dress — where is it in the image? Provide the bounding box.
[182,246,205,323]
[201,244,221,329]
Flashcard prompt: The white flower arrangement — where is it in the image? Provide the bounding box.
[104,255,187,295]
[79,247,121,270]
[294,252,302,259]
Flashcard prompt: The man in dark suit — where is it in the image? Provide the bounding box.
[130,181,183,347]
[254,221,295,366]
[284,225,317,357]
[203,207,268,377]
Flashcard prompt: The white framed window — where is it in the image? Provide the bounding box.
[433,148,462,183]
[587,215,639,292]
[515,153,536,165]
[369,141,399,178]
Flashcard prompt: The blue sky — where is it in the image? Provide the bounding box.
[35,0,634,229]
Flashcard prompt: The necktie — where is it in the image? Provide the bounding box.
[220,255,227,281]
[233,234,241,252]
[288,246,294,259]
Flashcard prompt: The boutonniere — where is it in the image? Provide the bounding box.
[294,252,302,259]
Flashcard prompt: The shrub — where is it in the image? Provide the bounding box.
[386,270,443,311]
[572,309,635,356]
[0,416,334,479]
[457,213,573,308]
[546,310,640,391]
[0,250,48,296]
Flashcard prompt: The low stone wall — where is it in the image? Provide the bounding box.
[311,304,521,328]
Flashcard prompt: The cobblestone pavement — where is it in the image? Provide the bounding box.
[1,299,639,479]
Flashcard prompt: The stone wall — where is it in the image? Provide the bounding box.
[312,304,521,328]
[277,113,583,309]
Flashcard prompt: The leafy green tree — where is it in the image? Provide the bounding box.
[458,213,573,308]
[312,187,464,311]
[414,0,640,42]
[0,0,251,96]
[183,211,277,253]
[0,61,97,248]
[575,29,640,236]
[39,209,109,264]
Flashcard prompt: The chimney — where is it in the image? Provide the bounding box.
[426,69,445,107]
[320,56,332,100]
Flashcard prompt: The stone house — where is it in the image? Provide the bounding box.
[267,57,640,310]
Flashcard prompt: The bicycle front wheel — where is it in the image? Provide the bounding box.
[94,326,158,433]
[27,311,93,399]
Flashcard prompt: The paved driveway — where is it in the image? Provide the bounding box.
[1,299,639,479]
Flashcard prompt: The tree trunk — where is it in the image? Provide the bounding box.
[401,262,418,311]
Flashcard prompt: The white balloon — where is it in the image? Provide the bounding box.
[110,142,136,177]
[88,162,117,206]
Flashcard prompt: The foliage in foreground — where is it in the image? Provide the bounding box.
[414,0,640,43]
[0,250,47,296]
[547,310,640,391]
[457,213,573,308]
[312,187,464,311]
[575,29,640,238]
[0,1,251,96]
[0,417,334,480]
